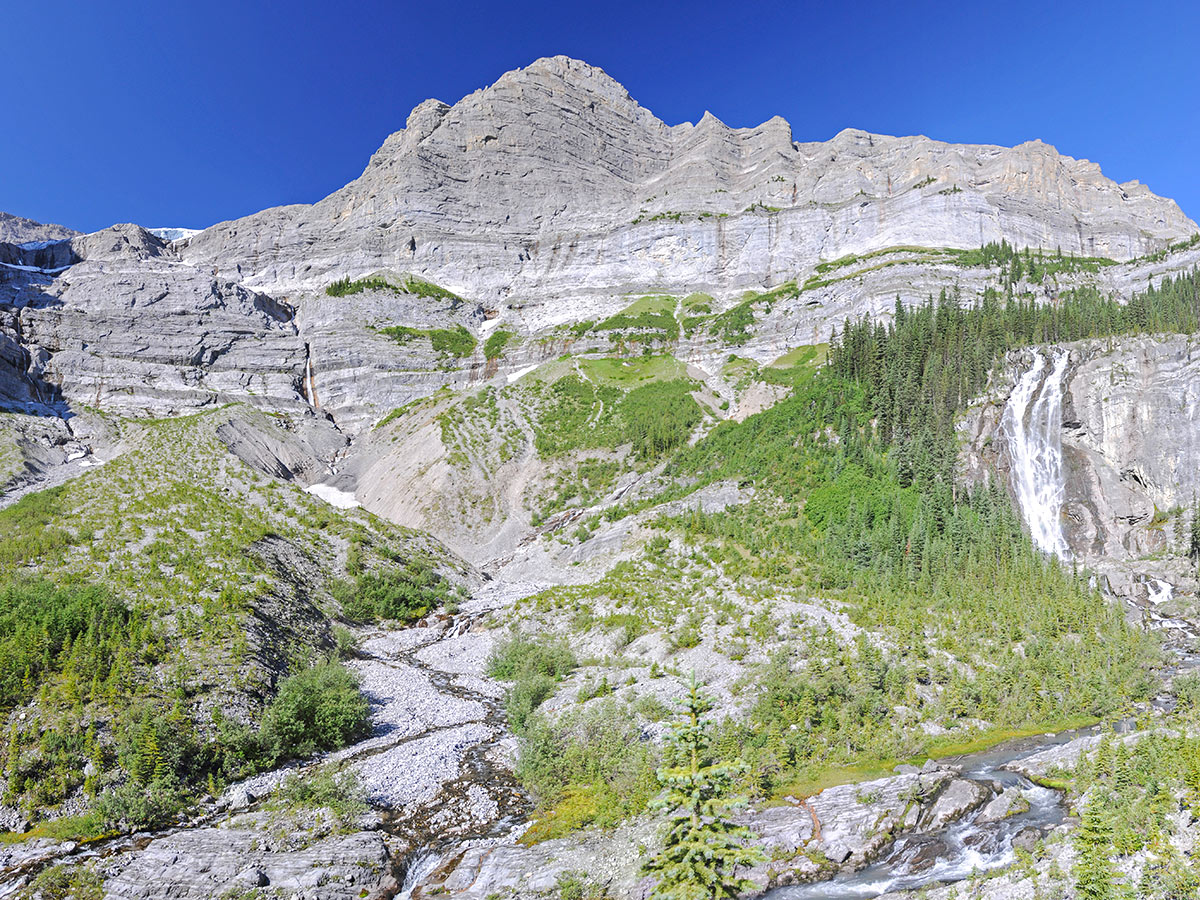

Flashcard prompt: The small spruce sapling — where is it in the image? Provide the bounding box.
[643,675,764,900]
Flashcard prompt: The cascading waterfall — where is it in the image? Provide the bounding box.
[1000,349,1072,560]
[1148,579,1175,605]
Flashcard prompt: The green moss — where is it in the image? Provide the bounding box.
[595,295,679,342]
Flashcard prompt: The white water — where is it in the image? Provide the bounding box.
[1001,349,1072,560]
[397,850,445,900]
[1148,579,1175,605]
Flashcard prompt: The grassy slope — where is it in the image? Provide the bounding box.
[0,406,467,825]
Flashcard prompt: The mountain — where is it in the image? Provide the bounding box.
[3,56,1200,900]
[0,211,78,244]
[180,56,1194,327]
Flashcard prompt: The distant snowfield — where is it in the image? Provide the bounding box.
[17,239,67,250]
[148,227,203,242]
[305,483,360,509]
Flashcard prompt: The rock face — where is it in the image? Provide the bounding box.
[1,57,1196,441]
[98,825,393,900]
[0,211,78,244]
[180,56,1196,324]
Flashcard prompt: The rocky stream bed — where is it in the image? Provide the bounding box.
[0,573,1195,900]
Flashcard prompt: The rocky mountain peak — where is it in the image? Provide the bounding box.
[178,57,1196,313]
[70,223,168,263]
[0,211,79,244]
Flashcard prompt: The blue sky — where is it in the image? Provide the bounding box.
[4,0,1198,233]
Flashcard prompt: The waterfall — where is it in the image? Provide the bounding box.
[1001,349,1071,560]
[396,849,445,900]
[1148,579,1174,605]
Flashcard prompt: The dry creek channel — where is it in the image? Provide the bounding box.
[0,579,1195,900]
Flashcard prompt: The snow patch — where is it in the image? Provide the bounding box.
[0,261,71,275]
[148,227,203,242]
[506,363,538,384]
[17,239,67,251]
[305,483,360,509]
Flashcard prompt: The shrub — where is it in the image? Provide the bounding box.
[505,675,559,733]
[15,863,104,900]
[516,700,658,838]
[94,777,190,831]
[487,633,576,682]
[259,662,371,763]
[484,329,515,360]
[276,767,367,825]
[334,566,451,624]
[378,324,476,357]
[487,633,577,735]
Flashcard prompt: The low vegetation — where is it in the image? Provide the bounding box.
[326,273,462,302]
[379,323,477,357]
[484,328,516,360]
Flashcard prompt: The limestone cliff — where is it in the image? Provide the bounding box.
[181,57,1196,325]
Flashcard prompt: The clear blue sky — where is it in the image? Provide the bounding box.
[4,0,1198,233]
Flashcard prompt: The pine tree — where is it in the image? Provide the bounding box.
[1188,495,1200,565]
[643,676,765,900]
[1073,792,1123,900]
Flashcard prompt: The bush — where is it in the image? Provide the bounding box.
[487,633,576,681]
[487,633,577,735]
[334,566,452,624]
[259,662,371,763]
[94,776,190,831]
[484,329,515,360]
[506,675,560,733]
[332,625,359,659]
[516,701,658,841]
[16,863,104,900]
[1175,672,1200,710]
[276,767,367,825]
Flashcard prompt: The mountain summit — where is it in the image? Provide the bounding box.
[177,56,1195,319]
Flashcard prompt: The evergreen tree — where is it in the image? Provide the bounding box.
[1188,495,1200,564]
[1073,792,1123,900]
[644,676,764,900]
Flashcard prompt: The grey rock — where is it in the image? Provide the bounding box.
[977,786,1031,823]
[179,56,1194,326]
[923,778,991,829]
[0,211,78,244]
[1012,826,1042,853]
[233,866,269,887]
[99,826,391,900]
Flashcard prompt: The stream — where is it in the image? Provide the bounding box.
[763,731,1090,899]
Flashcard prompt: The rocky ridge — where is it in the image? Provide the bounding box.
[180,56,1195,323]
[0,212,78,245]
